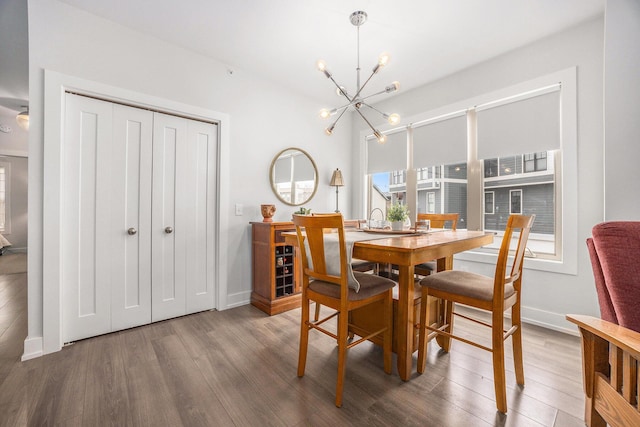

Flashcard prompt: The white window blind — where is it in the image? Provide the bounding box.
[293,152,315,181]
[274,156,291,184]
[366,130,407,174]
[477,87,561,159]
[413,113,467,168]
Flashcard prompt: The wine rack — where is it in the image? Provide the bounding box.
[250,221,301,315]
[274,245,294,297]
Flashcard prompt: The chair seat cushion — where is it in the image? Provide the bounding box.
[351,258,377,272]
[309,272,395,301]
[420,270,515,302]
[415,261,436,271]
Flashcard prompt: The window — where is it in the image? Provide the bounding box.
[427,192,435,213]
[524,152,547,172]
[483,151,555,239]
[362,68,576,269]
[0,163,10,233]
[510,189,522,214]
[484,191,495,214]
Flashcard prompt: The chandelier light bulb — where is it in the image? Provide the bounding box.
[325,124,336,135]
[387,113,400,125]
[378,53,390,67]
[374,131,387,144]
[316,60,327,71]
[319,109,331,119]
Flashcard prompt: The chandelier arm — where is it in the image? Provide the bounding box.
[333,95,373,113]
[360,102,388,117]
[326,75,354,103]
[352,68,379,100]
[354,108,381,136]
[358,88,391,103]
[331,106,350,128]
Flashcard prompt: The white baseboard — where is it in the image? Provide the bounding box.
[6,247,27,253]
[456,304,580,337]
[223,290,251,310]
[22,336,43,361]
[520,305,580,336]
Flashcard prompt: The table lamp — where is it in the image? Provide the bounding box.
[330,168,344,212]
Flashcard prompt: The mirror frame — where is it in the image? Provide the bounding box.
[269,147,319,206]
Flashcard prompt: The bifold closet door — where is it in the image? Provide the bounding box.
[62,94,153,343]
[151,113,217,321]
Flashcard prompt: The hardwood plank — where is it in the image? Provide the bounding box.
[0,272,588,426]
[80,333,133,426]
[151,333,234,426]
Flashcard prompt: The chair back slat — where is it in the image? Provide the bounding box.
[417,213,459,230]
[494,214,535,300]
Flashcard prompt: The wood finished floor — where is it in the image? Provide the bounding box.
[0,272,586,426]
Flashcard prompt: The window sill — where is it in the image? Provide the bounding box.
[455,249,577,276]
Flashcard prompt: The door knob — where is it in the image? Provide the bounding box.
[165,226,173,234]
[127,227,137,235]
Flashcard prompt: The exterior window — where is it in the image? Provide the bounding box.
[484,159,498,178]
[524,152,548,172]
[389,170,407,205]
[500,156,519,175]
[415,163,467,220]
[427,192,435,213]
[392,170,405,185]
[484,191,495,215]
[510,189,523,214]
[0,164,8,233]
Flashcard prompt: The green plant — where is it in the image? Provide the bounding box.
[386,203,409,222]
[294,207,312,215]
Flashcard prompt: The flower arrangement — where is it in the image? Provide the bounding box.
[294,207,312,215]
[386,203,409,222]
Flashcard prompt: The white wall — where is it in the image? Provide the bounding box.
[351,17,606,333]
[604,0,640,220]
[26,0,352,353]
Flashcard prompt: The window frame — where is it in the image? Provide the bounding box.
[484,191,495,215]
[358,67,577,275]
[0,162,11,234]
[509,189,523,214]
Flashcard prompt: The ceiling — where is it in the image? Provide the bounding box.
[0,0,605,115]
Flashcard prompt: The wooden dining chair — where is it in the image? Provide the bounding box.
[417,214,535,413]
[293,213,395,407]
[414,213,459,277]
[312,218,378,321]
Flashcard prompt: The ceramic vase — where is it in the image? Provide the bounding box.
[261,204,276,222]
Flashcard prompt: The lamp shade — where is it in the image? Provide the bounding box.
[330,169,344,187]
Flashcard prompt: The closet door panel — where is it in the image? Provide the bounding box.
[111,104,153,331]
[184,121,218,313]
[62,94,113,342]
[152,112,187,322]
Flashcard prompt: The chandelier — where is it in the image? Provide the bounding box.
[317,10,400,144]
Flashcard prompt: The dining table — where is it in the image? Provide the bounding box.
[284,228,494,381]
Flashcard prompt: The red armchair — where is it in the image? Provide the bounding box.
[587,221,640,332]
[567,221,640,427]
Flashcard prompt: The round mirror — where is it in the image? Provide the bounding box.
[270,147,318,206]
